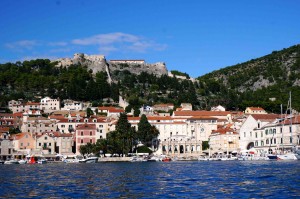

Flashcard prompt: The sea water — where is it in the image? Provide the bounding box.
[0,161,299,198]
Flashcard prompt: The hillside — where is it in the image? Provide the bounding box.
[197,44,300,112]
[1,44,300,113]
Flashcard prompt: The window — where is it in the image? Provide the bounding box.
[100,136,103,139]
[265,130,268,135]
[100,130,102,133]
[45,136,47,140]
[244,132,246,137]
[90,139,92,143]
[255,132,258,138]
[21,143,23,146]
[90,131,92,136]
[99,125,103,128]
[8,149,11,154]
[255,141,258,146]
[250,132,252,137]
[28,124,30,127]
[261,141,264,146]
[273,129,276,134]
[290,126,292,133]
[27,143,29,146]
[39,143,41,146]
[280,127,282,133]
[49,143,51,146]
[266,139,269,144]
[274,138,276,144]
[261,132,263,137]
[81,139,83,143]
[81,131,83,136]
[281,138,283,144]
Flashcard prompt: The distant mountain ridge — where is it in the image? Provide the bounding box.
[198,44,300,92]
[196,44,300,112]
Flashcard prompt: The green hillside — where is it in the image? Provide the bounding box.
[197,44,300,112]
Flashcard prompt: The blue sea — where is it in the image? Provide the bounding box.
[0,161,300,198]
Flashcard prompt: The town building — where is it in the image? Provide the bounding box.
[245,107,267,114]
[209,125,239,155]
[0,128,14,160]
[75,123,97,155]
[40,97,61,113]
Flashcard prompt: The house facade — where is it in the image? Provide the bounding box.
[40,97,61,113]
[75,123,97,155]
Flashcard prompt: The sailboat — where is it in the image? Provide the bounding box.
[276,92,298,160]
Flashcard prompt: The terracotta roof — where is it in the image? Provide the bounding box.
[251,114,280,121]
[188,116,218,120]
[174,111,231,117]
[53,132,73,137]
[76,123,96,130]
[211,128,238,135]
[12,132,29,140]
[0,127,9,133]
[13,112,23,117]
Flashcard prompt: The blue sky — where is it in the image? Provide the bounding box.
[1,0,300,77]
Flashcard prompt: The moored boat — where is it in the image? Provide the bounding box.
[4,159,19,164]
[79,157,98,163]
[277,153,297,160]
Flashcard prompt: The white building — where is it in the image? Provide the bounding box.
[239,114,280,151]
[40,97,60,113]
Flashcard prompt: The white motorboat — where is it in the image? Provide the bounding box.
[79,157,98,163]
[18,159,27,164]
[277,153,298,160]
[4,159,19,164]
[62,156,80,163]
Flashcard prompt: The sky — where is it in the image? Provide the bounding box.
[1,0,300,77]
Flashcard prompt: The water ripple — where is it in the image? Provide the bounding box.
[0,161,300,198]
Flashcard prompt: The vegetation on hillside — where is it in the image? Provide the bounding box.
[197,44,300,112]
[1,44,300,113]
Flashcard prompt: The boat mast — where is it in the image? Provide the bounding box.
[289,91,293,147]
[281,104,284,152]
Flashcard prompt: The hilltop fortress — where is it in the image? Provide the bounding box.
[54,53,168,80]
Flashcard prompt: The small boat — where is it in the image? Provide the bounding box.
[267,154,278,160]
[277,153,297,160]
[0,160,5,164]
[79,157,98,163]
[4,159,19,164]
[37,159,47,164]
[28,156,36,164]
[162,157,172,162]
[62,156,80,163]
[18,159,27,164]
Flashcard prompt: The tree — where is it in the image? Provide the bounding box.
[137,114,159,147]
[86,107,94,118]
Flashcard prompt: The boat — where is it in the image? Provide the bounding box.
[37,159,47,164]
[0,160,4,164]
[4,159,19,164]
[62,156,80,163]
[162,157,172,162]
[277,153,297,160]
[79,157,98,163]
[18,159,27,164]
[267,154,278,160]
[28,156,36,164]
[198,156,209,161]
